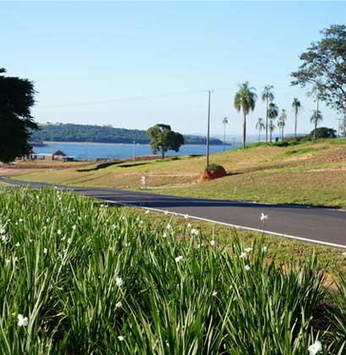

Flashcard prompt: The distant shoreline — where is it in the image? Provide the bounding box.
[40,141,231,146]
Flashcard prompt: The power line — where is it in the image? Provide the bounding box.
[34,88,232,109]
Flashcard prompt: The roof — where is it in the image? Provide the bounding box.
[52,150,66,156]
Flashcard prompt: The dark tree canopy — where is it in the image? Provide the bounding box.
[305,127,336,140]
[146,124,184,159]
[291,25,346,114]
[0,68,38,163]
[30,123,223,145]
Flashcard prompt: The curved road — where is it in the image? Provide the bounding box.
[1,176,346,249]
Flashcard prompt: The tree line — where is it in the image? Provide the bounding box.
[29,123,222,146]
[233,24,346,148]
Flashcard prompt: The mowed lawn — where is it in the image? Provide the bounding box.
[2,138,346,208]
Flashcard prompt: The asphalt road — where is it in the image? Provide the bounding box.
[1,176,346,248]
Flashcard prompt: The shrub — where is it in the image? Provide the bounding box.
[205,164,225,172]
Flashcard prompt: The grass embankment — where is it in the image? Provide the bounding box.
[1,187,346,354]
[2,138,346,208]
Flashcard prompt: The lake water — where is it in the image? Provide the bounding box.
[33,143,239,161]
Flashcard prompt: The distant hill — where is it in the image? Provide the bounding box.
[30,123,223,145]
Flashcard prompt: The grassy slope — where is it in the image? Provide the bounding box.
[2,138,346,207]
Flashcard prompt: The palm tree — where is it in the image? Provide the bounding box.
[278,109,287,140]
[310,110,323,141]
[222,117,228,151]
[292,98,302,139]
[255,118,265,142]
[267,102,279,142]
[234,82,257,149]
[261,85,274,142]
[269,121,276,140]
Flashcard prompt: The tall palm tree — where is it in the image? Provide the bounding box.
[222,117,228,151]
[255,118,265,142]
[292,98,302,139]
[261,85,274,142]
[310,110,323,141]
[278,109,287,140]
[234,82,257,149]
[269,121,276,140]
[267,102,279,142]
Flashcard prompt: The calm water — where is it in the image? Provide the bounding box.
[34,143,238,161]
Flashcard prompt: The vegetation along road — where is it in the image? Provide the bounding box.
[1,176,346,249]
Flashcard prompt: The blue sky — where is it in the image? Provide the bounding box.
[2,1,346,138]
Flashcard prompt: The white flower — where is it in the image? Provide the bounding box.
[164,210,169,215]
[244,247,253,253]
[100,204,104,208]
[210,240,216,246]
[0,228,6,234]
[175,256,183,263]
[115,301,123,308]
[117,335,125,341]
[57,229,62,235]
[191,229,199,236]
[184,214,189,219]
[15,242,20,247]
[67,238,72,244]
[186,223,192,228]
[212,291,218,296]
[260,213,268,221]
[166,224,172,230]
[1,234,9,243]
[139,220,144,225]
[308,340,322,355]
[19,218,24,223]
[262,246,268,253]
[5,258,10,265]
[43,248,48,254]
[72,225,76,230]
[145,210,150,214]
[342,251,346,257]
[239,252,247,258]
[163,232,167,238]
[244,265,251,271]
[116,277,124,287]
[17,314,28,327]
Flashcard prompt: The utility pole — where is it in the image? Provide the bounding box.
[206,90,212,168]
[222,117,228,152]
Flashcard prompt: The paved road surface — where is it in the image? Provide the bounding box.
[1,177,346,248]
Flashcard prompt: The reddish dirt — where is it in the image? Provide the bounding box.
[199,167,227,182]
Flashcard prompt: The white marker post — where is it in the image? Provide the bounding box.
[141,176,146,189]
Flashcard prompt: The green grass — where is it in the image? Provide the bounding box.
[0,188,346,353]
[2,137,346,208]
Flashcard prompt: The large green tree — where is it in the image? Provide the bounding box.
[234,82,257,149]
[0,68,38,163]
[261,85,274,142]
[146,124,184,159]
[291,25,346,114]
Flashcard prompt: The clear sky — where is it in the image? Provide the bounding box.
[2,1,346,138]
